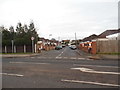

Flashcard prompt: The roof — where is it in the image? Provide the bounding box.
[39,37,45,41]
[82,29,120,42]
[82,34,98,42]
[98,29,120,38]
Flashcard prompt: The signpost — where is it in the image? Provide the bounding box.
[31,37,35,53]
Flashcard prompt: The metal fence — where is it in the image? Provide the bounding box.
[2,45,32,53]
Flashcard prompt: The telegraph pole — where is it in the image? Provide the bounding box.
[75,33,77,46]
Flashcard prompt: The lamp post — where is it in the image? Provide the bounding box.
[49,34,52,40]
[31,37,35,53]
[75,32,77,47]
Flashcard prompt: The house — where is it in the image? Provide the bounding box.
[37,37,59,52]
[98,29,120,38]
[79,29,120,54]
[82,34,98,42]
[106,32,120,40]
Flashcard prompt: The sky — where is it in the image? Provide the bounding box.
[0,0,119,40]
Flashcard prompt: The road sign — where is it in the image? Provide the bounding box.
[31,37,34,40]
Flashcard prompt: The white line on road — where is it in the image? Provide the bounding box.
[10,62,50,65]
[56,48,66,58]
[0,73,24,77]
[61,79,120,87]
[71,67,120,75]
[37,57,47,59]
[56,57,62,59]
[31,57,35,58]
[77,58,86,60]
[73,64,119,68]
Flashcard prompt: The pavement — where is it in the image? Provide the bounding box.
[1,53,40,58]
[76,49,119,60]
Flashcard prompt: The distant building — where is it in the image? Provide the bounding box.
[82,34,98,42]
[79,29,120,54]
[81,29,120,42]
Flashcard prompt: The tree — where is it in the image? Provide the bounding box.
[2,21,39,46]
[24,24,28,33]
[28,21,38,44]
[1,26,11,46]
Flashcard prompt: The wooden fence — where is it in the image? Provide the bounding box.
[96,40,119,53]
[79,40,119,54]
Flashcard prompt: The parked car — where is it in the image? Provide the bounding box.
[62,45,66,48]
[55,46,62,50]
[70,45,77,50]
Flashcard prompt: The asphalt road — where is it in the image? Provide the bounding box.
[2,46,119,88]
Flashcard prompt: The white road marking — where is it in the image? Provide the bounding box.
[70,57,76,59]
[0,73,24,77]
[38,57,47,59]
[77,58,86,60]
[10,62,50,65]
[86,59,94,60]
[30,56,95,60]
[73,64,119,68]
[56,48,66,58]
[61,79,120,87]
[71,67,120,75]
[31,57,35,58]
[56,57,62,59]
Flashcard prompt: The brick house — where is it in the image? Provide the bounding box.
[79,29,120,54]
[37,38,58,52]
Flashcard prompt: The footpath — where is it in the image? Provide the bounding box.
[76,49,119,60]
[1,53,40,58]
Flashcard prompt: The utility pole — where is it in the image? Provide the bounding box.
[75,33,77,46]
[49,34,52,40]
[58,36,60,45]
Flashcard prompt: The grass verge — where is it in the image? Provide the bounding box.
[0,52,33,54]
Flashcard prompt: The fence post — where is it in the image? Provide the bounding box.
[5,46,7,53]
[14,46,16,53]
[35,44,37,53]
[24,45,26,53]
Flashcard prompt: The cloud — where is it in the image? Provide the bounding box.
[0,0,118,40]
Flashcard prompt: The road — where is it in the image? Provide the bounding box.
[2,46,119,88]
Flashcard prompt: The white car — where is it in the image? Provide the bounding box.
[70,45,77,50]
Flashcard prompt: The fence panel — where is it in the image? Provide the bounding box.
[96,40,118,53]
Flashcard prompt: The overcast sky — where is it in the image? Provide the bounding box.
[0,0,119,40]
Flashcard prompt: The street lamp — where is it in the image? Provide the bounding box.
[75,33,77,46]
[49,34,52,40]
